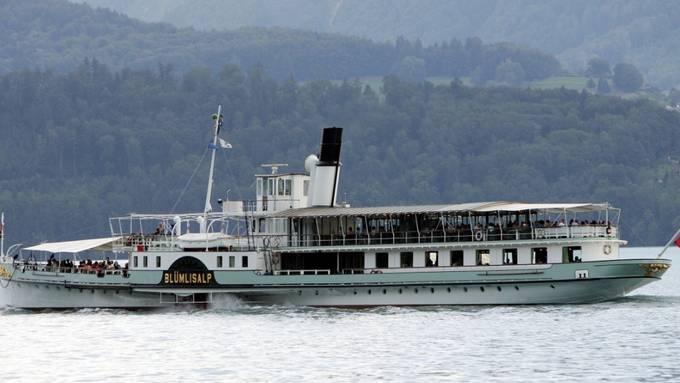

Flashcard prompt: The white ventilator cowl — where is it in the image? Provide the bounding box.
[305,154,319,173]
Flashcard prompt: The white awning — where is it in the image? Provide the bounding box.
[24,237,123,253]
[269,201,611,218]
[473,203,609,213]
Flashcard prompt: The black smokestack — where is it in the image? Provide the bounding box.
[319,127,343,164]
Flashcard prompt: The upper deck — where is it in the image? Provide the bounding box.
[99,200,620,254]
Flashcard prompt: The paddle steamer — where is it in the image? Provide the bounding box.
[0,107,672,308]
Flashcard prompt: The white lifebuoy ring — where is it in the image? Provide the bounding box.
[273,237,281,248]
[271,253,280,265]
[263,237,270,248]
[606,227,612,235]
[603,244,612,255]
[474,230,484,241]
[535,228,545,238]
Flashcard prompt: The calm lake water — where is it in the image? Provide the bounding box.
[1,247,679,382]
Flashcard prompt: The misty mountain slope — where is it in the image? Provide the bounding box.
[0,0,561,84]
[76,0,680,88]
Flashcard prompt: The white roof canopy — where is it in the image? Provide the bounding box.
[24,237,123,253]
[270,202,612,218]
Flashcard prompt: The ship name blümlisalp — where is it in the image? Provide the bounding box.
[163,271,213,284]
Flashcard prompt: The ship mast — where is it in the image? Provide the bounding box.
[0,212,4,257]
[203,105,222,231]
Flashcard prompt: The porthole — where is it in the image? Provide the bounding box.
[382,289,387,294]
[480,286,485,292]
[550,284,555,289]
[115,290,119,295]
[515,286,519,291]
[315,290,319,295]
[414,288,418,294]
[447,287,451,293]
[463,287,468,292]
[91,289,95,293]
[398,289,402,294]
[368,289,372,295]
[353,291,357,295]
[497,286,502,292]
[298,290,302,296]
[430,288,435,294]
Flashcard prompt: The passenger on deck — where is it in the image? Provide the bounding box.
[153,222,165,235]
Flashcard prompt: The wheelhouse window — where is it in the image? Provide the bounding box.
[563,246,582,263]
[256,178,263,196]
[400,252,413,268]
[284,179,292,196]
[532,247,548,264]
[229,256,235,268]
[476,249,490,266]
[450,250,464,266]
[242,256,248,268]
[503,249,518,265]
[376,252,389,268]
[217,256,223,268]
[156,256,161,268]
[278,178,285,196]
[268,178,275,196]
[303,180,309,196]
[425,251,438,267]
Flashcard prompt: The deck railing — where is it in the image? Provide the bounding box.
[18,264,129,277]
[108,225,617,252]
[291,225,617,248]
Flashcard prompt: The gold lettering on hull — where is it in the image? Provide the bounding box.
[162,271,214,285]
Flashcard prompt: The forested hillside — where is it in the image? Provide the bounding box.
[0,0,560,84]
[1,61,679,246]
[79,0,680,88]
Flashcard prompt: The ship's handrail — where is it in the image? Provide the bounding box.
[113,233,288,252]
[110,224,618,252]
[17,264,129,277]
[289,225,618,248]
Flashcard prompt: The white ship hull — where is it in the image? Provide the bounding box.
[242,277,655,306]
[0,281,165,309]
[0,276,656,309]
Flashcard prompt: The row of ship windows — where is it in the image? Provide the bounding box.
[300,285,558,296]
[377,246,582,268]
[132,255,249,269]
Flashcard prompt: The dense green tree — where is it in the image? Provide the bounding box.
[597,78,610,94]
[586,78,596,89]
[585,58,611,78]
[613,63,644,92]
[495,59,526,85]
